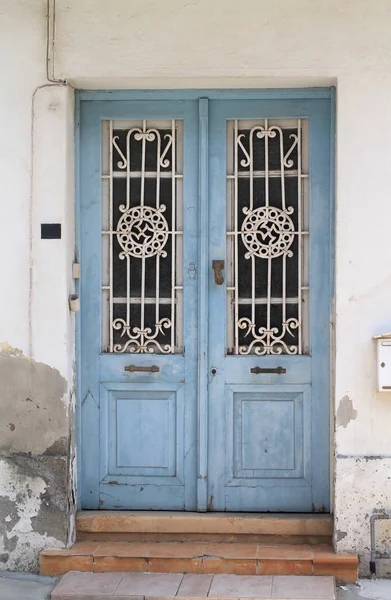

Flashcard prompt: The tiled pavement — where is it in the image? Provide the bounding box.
[51,572,336,599]
[3,573,391,600]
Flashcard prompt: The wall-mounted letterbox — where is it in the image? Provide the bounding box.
[374,333,391,392]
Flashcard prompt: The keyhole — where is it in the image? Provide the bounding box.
[211,368,217,376]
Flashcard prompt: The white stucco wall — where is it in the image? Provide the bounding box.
[0,1,75,571]
[1,0,391,573]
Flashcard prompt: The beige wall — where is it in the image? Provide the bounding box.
[1,0,391,573]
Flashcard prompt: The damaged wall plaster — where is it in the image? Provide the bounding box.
[0,354,68,455]
[336,396,358,429]
[0,349,71,571]
[335,456,391,577]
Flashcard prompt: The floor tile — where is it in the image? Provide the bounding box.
[114,572,183,596]
[177,574,213,597]
[40,555,93,576]
[51,571,124,597]
[204,544,258,560]
[149,542,205,558]
[94,543,152,557]
[271,575,335,599]
[208,574,273,598]
[148,557,203,573]
[42,542,99,556]
[93,556,149,573]
[257,559,313,576]
[257,545,312,560]
[203,558,257,575]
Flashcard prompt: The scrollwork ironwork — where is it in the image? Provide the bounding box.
[241,206,295,259]
[116,205,169,259]
[237,317,300,355]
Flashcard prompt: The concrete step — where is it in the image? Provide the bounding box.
[76,512,333,544]
[50,572,337,600]
[40,542,358,582]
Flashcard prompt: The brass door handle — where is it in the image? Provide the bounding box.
[212,260,225,285]
[124,365,160,373]
[251,366,286,374]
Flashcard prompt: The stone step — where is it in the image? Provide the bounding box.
[40,541,358,582]
[50,572,337,600]
[76,512,333,544]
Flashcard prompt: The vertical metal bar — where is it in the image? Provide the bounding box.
[265,119,271,330]
[125,127,132,330]
[265,119,269,207]
[234,120,239,354]
[171,120,176,352]
[250,129,255,326]
[251,256,255,325]
[282,255,286,323]
[156,132,161,326]
[267,257,272,330]
[140,121,147,345]
[109,121,114,352]
[249,128,254,210]
[279,128,286,211]
[197,98,209,510]
[126,256,130,327]
[140,120,146,207]
[126,130,131,210]
[280,128,287,323]
[297,119,303,354]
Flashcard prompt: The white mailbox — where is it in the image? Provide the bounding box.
[374,333,391,392]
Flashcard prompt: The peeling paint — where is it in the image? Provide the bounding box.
[0,352,67,456]
[335,457,391,577]
[336,395,358,428]
[0,342,24,357]
[0,459,65,571]
[335,529,348,542]
[0,348,71,571]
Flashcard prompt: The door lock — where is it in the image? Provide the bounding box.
[212,260,225,285]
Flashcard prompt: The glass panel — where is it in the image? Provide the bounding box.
[226,119,309,355]
[101,120,183,353]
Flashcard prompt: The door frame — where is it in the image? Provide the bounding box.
[75,88,335,512]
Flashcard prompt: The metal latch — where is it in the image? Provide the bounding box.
[251,366,286,374]
[124,365,160,373]
[212,260,225,285]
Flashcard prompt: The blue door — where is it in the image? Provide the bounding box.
[79,100,200,509]
[79,93,332,511]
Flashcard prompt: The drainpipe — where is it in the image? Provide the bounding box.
[370,511,390,575]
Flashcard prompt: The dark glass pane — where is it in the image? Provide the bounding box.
[112,128,174,173]
[232,122,302,355]
[108,124,180,354]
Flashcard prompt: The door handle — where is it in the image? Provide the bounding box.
[212,260,225,285]
[124,365,160,373]
[251,366,286,374]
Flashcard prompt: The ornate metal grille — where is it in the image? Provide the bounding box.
[101,120,183,354]
[226,119,309,355]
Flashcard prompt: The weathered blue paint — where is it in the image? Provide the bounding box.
[78,91,333,512]
[75,91,82,510]
[80,89,333,102]
[197,98,209,512]
[207,99,332,511]
[79,100,199,509]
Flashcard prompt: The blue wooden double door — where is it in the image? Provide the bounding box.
[80,93,333,512]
